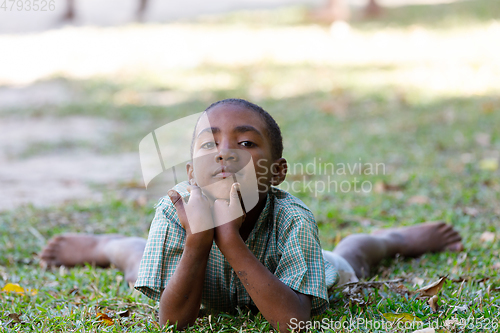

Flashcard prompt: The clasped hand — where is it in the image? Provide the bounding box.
[167,182,245,246]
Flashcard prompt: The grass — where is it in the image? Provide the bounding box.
[1,0,500,331]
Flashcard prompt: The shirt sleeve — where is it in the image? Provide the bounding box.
[134,196,187,301]
[273,204,334,316]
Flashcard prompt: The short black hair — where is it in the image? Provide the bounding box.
[193,98,283,160]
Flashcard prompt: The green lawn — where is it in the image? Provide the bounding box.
[1,0,500,331]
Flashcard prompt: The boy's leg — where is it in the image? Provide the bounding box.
[329,222,463,279]
[40,234,146,284]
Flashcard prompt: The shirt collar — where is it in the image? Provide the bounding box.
[244,189,274,244]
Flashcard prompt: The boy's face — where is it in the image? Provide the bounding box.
[188,104,286,202]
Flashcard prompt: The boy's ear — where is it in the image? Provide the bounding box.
[270,158,287,186]
[186,161,195,184]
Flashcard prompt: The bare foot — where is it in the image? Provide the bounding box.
[40,234,124,268]
[372,221,463,257]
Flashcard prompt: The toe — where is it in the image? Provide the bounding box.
[445,241,463,252]
[41,242,60,256]
[438,223,453,232]
[48,235,64,244]
[443,230,459,240]
[40,247,54,259]
[450,235,462,244]
[444,228,461,240]
[40,238,65,265]
[433,221,447,229]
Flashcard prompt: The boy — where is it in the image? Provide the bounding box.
[41,98,463,332]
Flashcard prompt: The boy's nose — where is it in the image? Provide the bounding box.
[215,149,239,163]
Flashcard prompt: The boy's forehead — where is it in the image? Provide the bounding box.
[195,104,266,135]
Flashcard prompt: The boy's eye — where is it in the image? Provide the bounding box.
[200,141,216,149]
[240,141,255,148]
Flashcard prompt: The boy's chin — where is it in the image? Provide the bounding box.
[200,179,234,201]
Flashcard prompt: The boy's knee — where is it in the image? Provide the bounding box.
[337,234,372,247]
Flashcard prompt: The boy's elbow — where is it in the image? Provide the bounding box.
[291,293,312,323]
[276,310,310,333]
[159,314,196,331]
[290,307,310,322]
[280,294,311,332]
[159,300,198,330]
[275,317,308,332]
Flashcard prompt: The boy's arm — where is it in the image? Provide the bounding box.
[217,232,312,332]
[158,189,214,329]
[213,184,312,332]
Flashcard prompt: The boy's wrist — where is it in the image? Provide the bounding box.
[185,231,214,252]
[214,227,243,251]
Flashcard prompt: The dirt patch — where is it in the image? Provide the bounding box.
[0,80,77,110]
[0,152,142,211]
[0,116,119,158]
[0,116,142,211]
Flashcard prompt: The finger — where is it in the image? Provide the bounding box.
[229,182,246,221]
[229,182,240,200]
[186,184,202,198]
[168,190,190,230]
[229,183,243,207]
[214,198,230,208]
[213,199,230,227]
[168,190,186,215]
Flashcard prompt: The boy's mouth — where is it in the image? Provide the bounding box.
[212,166,241,179]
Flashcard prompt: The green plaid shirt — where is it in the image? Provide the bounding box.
[135,181,338,316]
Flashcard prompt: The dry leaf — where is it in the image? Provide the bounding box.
[374,181,405,193]
[389,283,412,296]
[59,266,67,277]
[68,287,79,295]
[96,312,114,326]
[8,313,22,324]
[450,276,471,283]
[383,313,422,322]
[2,283,24,294]
[407,195,430,205]
[417,276,447,297]
[456,252,467,265]
[412,277,425,287]
[452,305,468,313]
[479,158,498,171]
[480,231,495,243]
[1,283,38,296]
[463,207,479,217]
[117,309,130,317]
[427,295,439,312]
